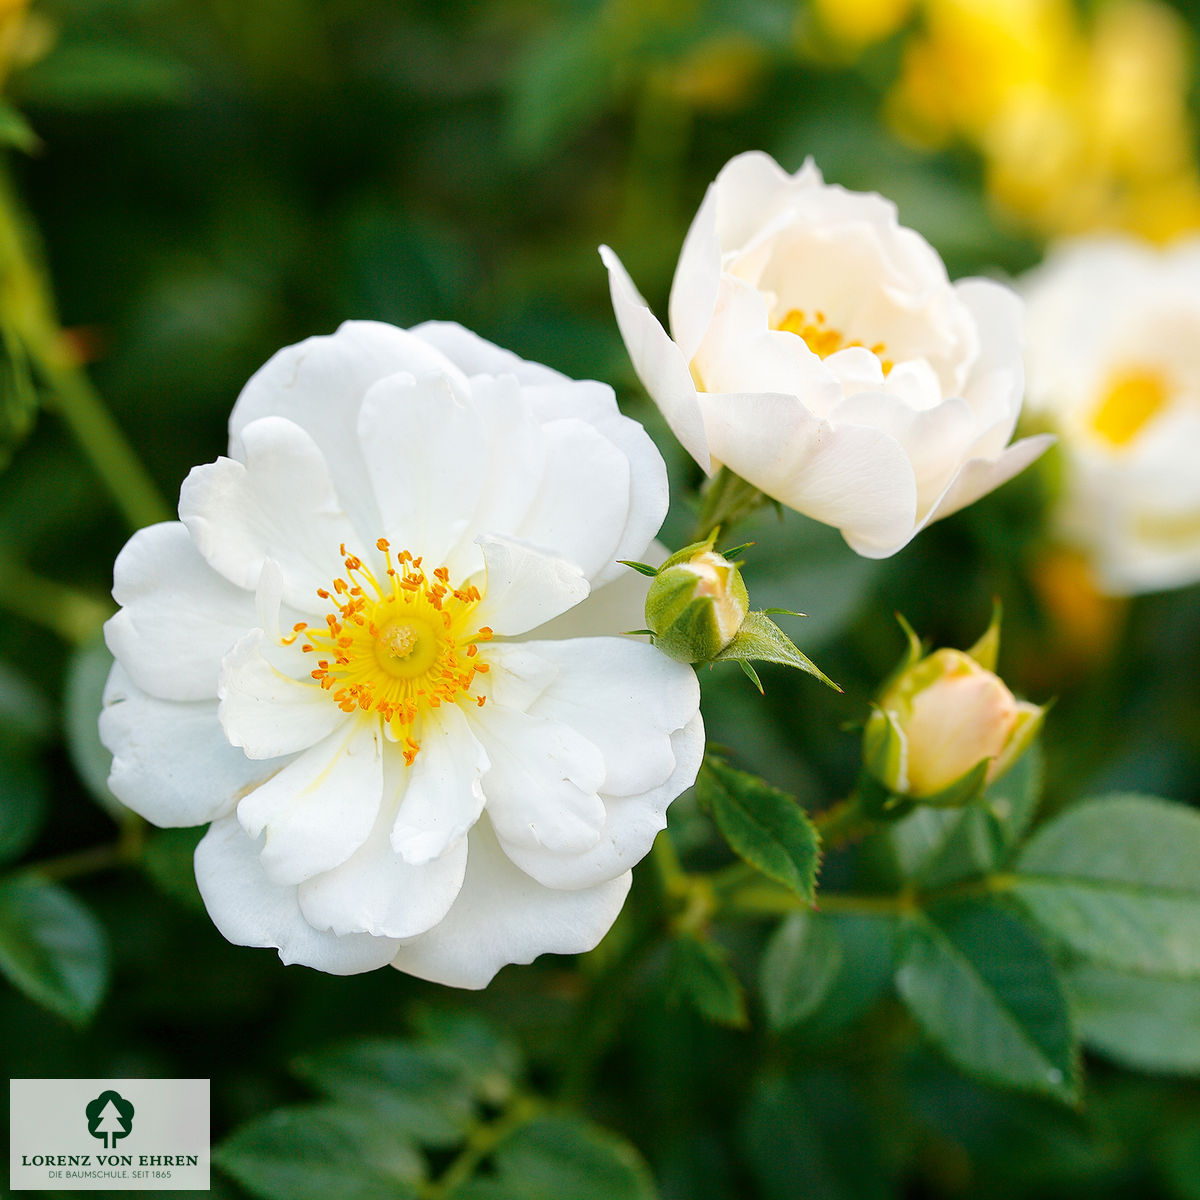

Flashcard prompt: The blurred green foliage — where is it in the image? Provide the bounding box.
[2,1,1200,1198]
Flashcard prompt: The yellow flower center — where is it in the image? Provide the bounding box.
[776,308,893,374]
[284,539,492,765]
[1090,366,1169,447]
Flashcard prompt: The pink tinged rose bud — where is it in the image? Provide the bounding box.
[865,616,1044,804]
[884,650,1040,797]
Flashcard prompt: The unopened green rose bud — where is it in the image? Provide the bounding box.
[644,540,749,664]
[864,616,1044,804]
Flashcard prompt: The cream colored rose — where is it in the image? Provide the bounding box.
[603,151,1051,558]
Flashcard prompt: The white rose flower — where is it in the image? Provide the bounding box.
[602,151,1052,557]
[99,320,703,988]
[1021,236,1200,594]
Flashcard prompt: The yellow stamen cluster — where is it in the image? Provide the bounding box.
[1090,366,1169,448]
[776,308,893,374]
[283,539,492,765]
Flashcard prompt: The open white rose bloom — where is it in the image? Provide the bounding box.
[99,321,703,988]
[1021,237,1200,594]
[603,152,1052,557]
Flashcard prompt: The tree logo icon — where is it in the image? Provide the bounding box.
[85,1090,135,1149]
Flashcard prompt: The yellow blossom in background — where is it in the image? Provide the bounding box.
[0,0,30,89]
[884,0,1200,240]
[811,0,916,47]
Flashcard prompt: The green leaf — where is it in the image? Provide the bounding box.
[666,932,748,1028]
[760,910,843,1031]
[895,902,1079,1103]
[142,827,205,913]
[0,872,108,1024]
[1011,794,1200,977]
[215,1104,424,1200]
[63,638,122,818]
[1065,961,1200,1074]
[292,1040,476,1147]
[889,802,1002,890]
[18,43,193,110]
[0,100,39,153]
[792,913,898,1039]
[409,1008,524,1106]
[483,1114,658,1200]
[0,658,53,745]
[984,738,1044,851]
[698,758,821,900]
[0,756,47,868]
[742,1073,890,1200]
[711,611,840,691]
[505,15,616,162]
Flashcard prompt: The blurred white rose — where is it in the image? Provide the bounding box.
[1022,236,1200,594]
[603,151,1051,557]
[100,321,703,988]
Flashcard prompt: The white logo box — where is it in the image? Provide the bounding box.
[10,1079,209,1192]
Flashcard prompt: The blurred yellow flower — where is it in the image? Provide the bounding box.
[0,0,30,88]
[885,0,1200,240]
[811,0,917,46]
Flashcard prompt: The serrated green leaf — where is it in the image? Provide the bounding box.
[698,758,821,900]
[0,872,108,1024]
[712,611,840,690]
[486,1115,658,1200]
[215,1104,424,1200]
[1066,961,1200,1075]
[1011,794,1200,977]
[666,933,748,1028]
[895,903,1078,1103]
[292,1040,475,1147]
[760,910,843,1031]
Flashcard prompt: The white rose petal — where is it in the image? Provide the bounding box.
[1022,235,1200,594]
[100,321,702,984]
[604,151,1050,557]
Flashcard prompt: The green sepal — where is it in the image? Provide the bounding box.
[914,758,991,810]
[616,560,659,578]
[738,659,763,693]
[710,611,841,692]
[966,600,1003,672]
